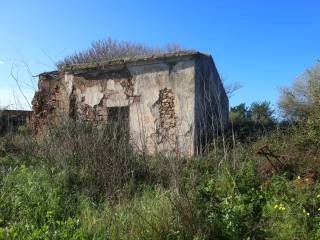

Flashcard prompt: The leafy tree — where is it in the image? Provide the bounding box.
[250,101,275,125]
[279,61,320,121]
[229,103,249,123]
[229,101,276,143]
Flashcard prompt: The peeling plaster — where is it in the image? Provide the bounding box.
[82,85,104,107]
[32,54,229,156]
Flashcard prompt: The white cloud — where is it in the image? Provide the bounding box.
[0,60,4,65]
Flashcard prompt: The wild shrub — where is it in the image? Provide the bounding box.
[56,38,188,68]
[168,153,267,240]
[0,164,84,239]
[82,188,183,240]
[261,175,320,240]
[35,120,145,201]
[250,122,320,176]
[228,101,276,144]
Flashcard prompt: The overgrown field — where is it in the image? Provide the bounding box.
[0,116,320,240]
[1,63,320,239]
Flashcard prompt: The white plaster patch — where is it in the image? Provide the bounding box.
[108,80,115,90]
[64,73,74,97]
[82,85,104,107]
[106,94,129,107]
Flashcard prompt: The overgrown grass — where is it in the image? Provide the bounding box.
[1,120,320,239]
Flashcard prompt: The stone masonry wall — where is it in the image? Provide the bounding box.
[157,88,177,144]
[32,54,228,156]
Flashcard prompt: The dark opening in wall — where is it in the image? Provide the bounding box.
[107,106,130,139]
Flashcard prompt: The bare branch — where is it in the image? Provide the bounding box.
[224,82,242,98]
[10,63,32,109]
[56,37,192,68]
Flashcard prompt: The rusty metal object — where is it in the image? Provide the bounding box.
[256,144,292,174]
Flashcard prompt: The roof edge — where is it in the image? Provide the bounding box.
[61,50,211,72]
[38,51,212,77]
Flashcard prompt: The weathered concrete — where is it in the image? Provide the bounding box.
[32,51,228,156]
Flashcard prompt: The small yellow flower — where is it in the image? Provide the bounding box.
[274,203,286,211]
[303,208,310,216]
[297,176,301,180]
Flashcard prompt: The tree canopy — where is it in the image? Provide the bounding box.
[229,101,276,143]
[279,62,320,121]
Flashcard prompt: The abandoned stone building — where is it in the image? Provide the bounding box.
[32,51,228,156]
[0,110,32,135]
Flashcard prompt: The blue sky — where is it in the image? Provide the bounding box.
[0,0,319,110]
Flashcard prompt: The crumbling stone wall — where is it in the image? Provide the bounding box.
[0,110,32,135]
[153,88,177,146]
[127,59,196,156]
[32,72,66,133]
[68,68,135,126]
[32,52,228,156]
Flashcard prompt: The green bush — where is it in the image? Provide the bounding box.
[0,157,184,239]
[193,161,266,239]
[0,164,85,239]
[35,121,143,201]
[2,107,320,239]
[80,189,183,240]
[261,175,320,240]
